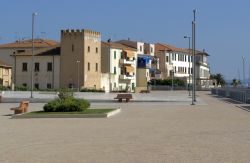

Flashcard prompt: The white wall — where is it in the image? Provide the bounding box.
[149,44,155,56]
[137,42,144,54]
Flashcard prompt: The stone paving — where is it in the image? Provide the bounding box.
[1,90,206,104]
[0,91,250,163]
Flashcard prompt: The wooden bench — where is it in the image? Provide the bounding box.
[140,90,150,93]
[10,101,29,114]
[114,94,132,102]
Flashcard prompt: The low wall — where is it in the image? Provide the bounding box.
[135,87,147,93]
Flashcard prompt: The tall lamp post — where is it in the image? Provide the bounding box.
[76,60,80,92]
[184,35,191,96]
[242,56,245,87]
[31,12,37,98]
[249,60,250,86]
[191,9,197,105]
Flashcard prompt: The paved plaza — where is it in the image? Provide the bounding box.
[0,91,250,162]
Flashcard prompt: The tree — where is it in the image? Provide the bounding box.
[210,73,226,86]
[231,79,241,87]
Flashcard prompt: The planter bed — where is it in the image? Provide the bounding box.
[12,108,121,119]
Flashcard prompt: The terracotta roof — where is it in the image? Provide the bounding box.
[102,42,137,51]
[0,60,11,68]
[0,39,59,49]
[115,40,138,49]
[12,44,60,57]
[156,43,209,56]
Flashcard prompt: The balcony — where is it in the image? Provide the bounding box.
[119,74,135,80]
[119,58,135,65]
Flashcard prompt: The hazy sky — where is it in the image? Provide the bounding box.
[0,0,250,80]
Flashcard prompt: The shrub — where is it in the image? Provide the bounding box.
[0,85,9,91]
[80,88,104,92]
[150,79,185,86]
[43,97,90,112]
[15,86,29,91]
[57,88,74,100]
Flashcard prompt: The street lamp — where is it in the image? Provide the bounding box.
[191,9,197,105]
[242,56,245,87]
[184,35,191,96]
[31,12,37,98]
[249,60,250,86]
[171,70,174,91]
[76,60,80,92]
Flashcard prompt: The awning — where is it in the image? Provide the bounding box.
[125,51,135,58]
[125,66,134,73]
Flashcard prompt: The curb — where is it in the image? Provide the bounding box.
[12,108,121,119]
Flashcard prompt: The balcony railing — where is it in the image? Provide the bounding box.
[119,74,135,80]
[119,58,135,65]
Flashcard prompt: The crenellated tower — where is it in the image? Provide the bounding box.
[60,29,101,89]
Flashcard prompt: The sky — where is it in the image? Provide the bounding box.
[0,0,250,80]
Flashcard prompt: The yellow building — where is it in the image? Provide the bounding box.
[12,45,60,90]
[0,39,58,89]
[0,60,12,87]
[60,29,101,89]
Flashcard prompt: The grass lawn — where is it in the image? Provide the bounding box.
[27,109,116,115]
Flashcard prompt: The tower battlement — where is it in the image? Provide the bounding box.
[61,29,101,37]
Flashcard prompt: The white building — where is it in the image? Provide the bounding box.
[12,45,60,90]
[155,43,210,86]
[116,40,160,91]
[101,41,137,92]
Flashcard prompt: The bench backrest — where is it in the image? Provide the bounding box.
[20,101,29,109]
[117,94,132,98]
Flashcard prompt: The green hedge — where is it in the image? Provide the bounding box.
[43,97,90,112]
[80,88,105,92]
[0,85,9,91]
[150,79,185,86]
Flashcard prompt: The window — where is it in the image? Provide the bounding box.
[88,62,90,71]
[22,63,28,72]
[4,69,9,75]
[114,51,116,59]
[166,56,169,62]
[72,44,74,52]
[96,47,98,53]
[22,83,27,87]
[150,47,153,53]
[34,63,39,72]
[47,83,52,89]
[121,52,124,59]
[17,50,25,53]
[114,67,116,74]
[96,63,98,72]
[132,83,135,90]
[34,83,39,90]
[47,62,52,71]
[140,46,142,52]
[88,46,90,52]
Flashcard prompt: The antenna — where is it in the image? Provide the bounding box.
[41,32,46,39]
[237,67,241,82]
